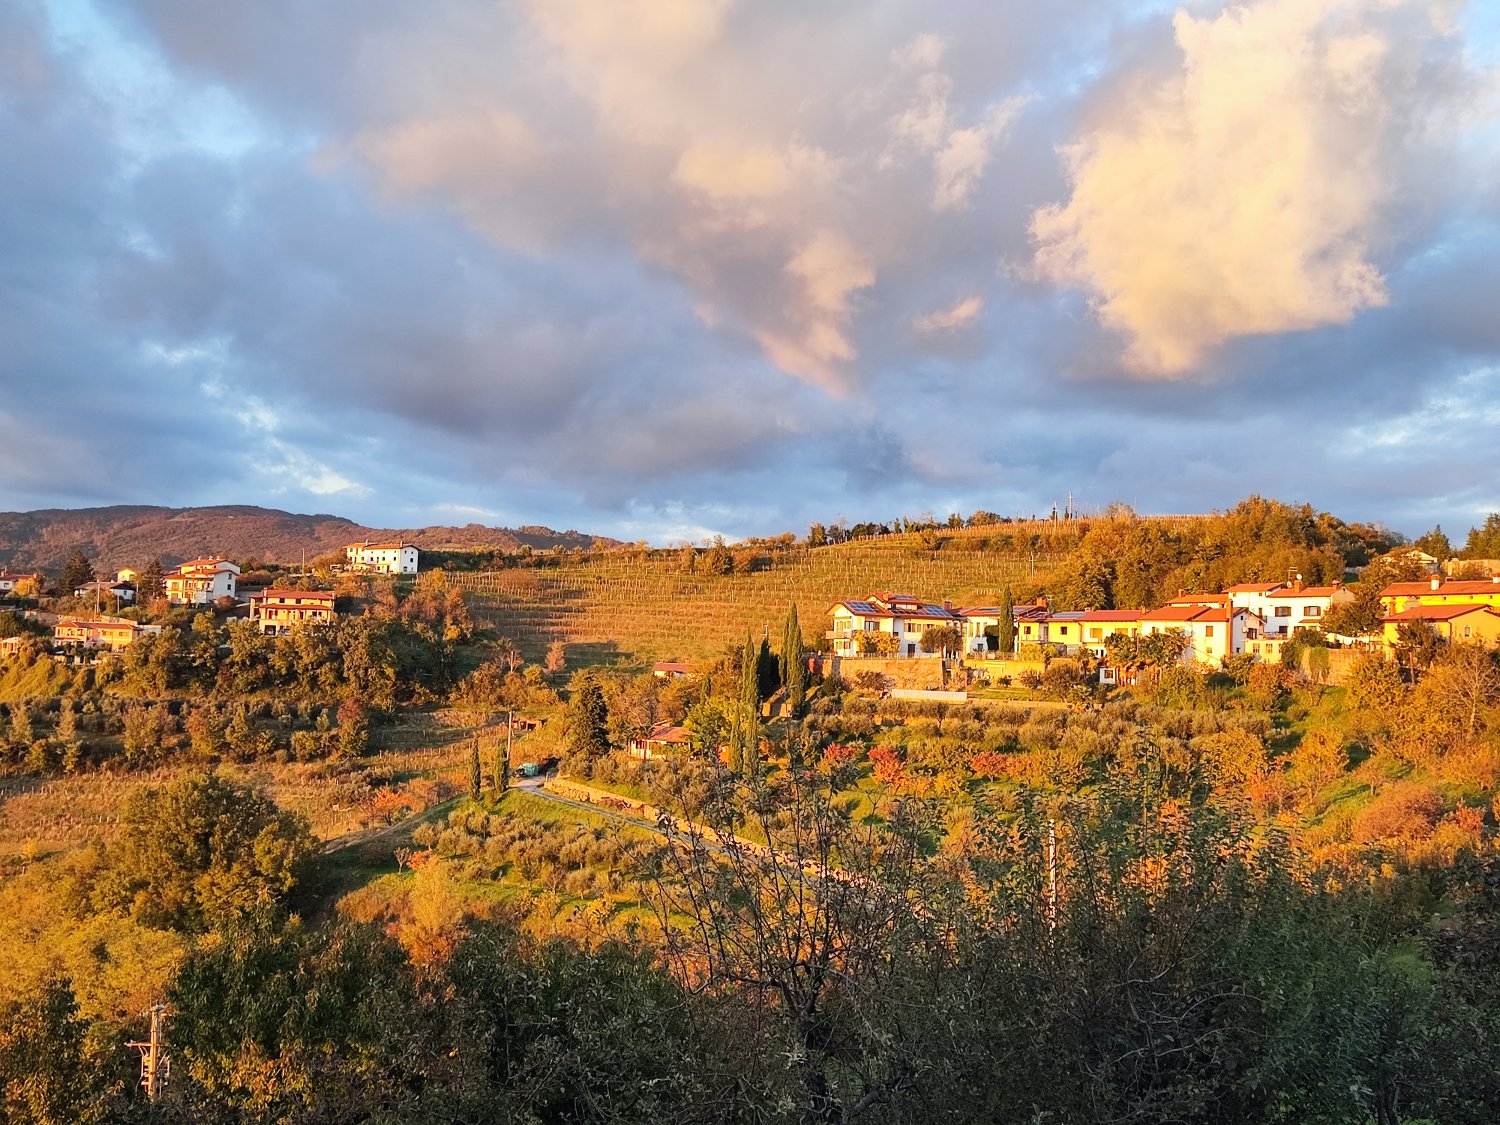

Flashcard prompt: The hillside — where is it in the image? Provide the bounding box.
[0,504,615,574]
[456,528,1069,663]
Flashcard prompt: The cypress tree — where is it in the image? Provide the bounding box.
[492,735,507,797]
[468,739,482,800]
[735,636,759,774]
[998,586,1016,655]
[567,674,610,760]
[783,604,806,719]
[756,637,779,701]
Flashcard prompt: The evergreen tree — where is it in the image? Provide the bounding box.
[492,734,508,797]
[138,557,166,604]
[567,674,610,761]
[997,586,1016,654]
[783,604,806,719]
[735,637,760,775]
[1462,513,1500,559]
[59,549,94,597]
[468,739,482,800]
[756,636,779,701]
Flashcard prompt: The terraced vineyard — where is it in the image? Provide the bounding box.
[454,534,1065,664]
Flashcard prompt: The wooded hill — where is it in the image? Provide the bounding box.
[0,505,616,574]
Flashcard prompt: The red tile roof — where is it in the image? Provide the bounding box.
[254,589,336,601]
[1267,585,1343,599]
[1226,582,1284,593]
[1383,604,1500,623]
[1076,609,1146,622]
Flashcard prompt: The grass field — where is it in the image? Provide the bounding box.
[455,533,1066,664]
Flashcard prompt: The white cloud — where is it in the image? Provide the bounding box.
[914,294,984,334]
[1031,0,1465,376]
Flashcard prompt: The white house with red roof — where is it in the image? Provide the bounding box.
[346,539,420,575]
[1262,580,1352,637]
[1139,603,1255,667]
[828,593,964,657]
[164,558,239,605]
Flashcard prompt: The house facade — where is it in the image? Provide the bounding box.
[1075,609,1145,657]
[165,558,239,605]
[53,618,161,652]
[346,541,420,575]
[1380,576,1500,616]
[1382,604,1500,651]
[250,589,337,636]
[1138,604,1254,666]
[0,572,41,596]
[828,593,964,657]
[626,722,691,761]
[1262,581,1353,636]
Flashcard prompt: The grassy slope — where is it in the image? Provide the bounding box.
[455,530,1065,664]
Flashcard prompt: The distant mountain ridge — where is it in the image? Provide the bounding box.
[0,505,618,574]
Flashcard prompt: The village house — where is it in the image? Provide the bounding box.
[346,540,420,575]
[164,557,240,605]
[626,722,691,760]
[1382,604,1500,652]
[1262,580,1353,636]
[1226,582,1286,635]
[959,602,1050,654]
[1138,603,1255,667]
[250,589,337,636]
[53,618,161,653]
[1075,609,1146,657]
[651,661,694,679]
[0,572,42,596]
[828,593,964,657]
[1044,610,1088,654]
[73,578,136,605]
[1380,575,1500,616]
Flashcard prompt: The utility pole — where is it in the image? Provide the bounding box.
[128,1003,169,1101]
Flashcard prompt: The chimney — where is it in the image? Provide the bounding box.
[1331,580,1341,590]
[1431,576,1441,591]
[1036,596,1048,609]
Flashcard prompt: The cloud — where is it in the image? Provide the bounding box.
[914,294,984,334]
[1031,0,1467,376]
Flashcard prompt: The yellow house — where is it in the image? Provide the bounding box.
[1380,576,1500,616]
[53,618,160,652]
[1075,609,1144,657]
[1382,604,1500,653]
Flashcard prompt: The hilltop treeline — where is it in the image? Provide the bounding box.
[1039,497,1398,609]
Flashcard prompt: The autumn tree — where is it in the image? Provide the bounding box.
[919,624,962,657]
[0,978,111,1125]
[99,772,318,933]
[544,638,567,676]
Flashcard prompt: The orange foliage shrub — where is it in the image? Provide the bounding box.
[1352,782,1444,845]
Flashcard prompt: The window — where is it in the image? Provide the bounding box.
[1204,625,1214,638]
[1274,606,1292,617]
[1087,628,1101,641]
[1056,626,1069,637]
[1305,605,1321,617]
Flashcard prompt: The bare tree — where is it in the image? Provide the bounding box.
[646,764,934,1124]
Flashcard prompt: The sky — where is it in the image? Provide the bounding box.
[2,0,1499,544]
